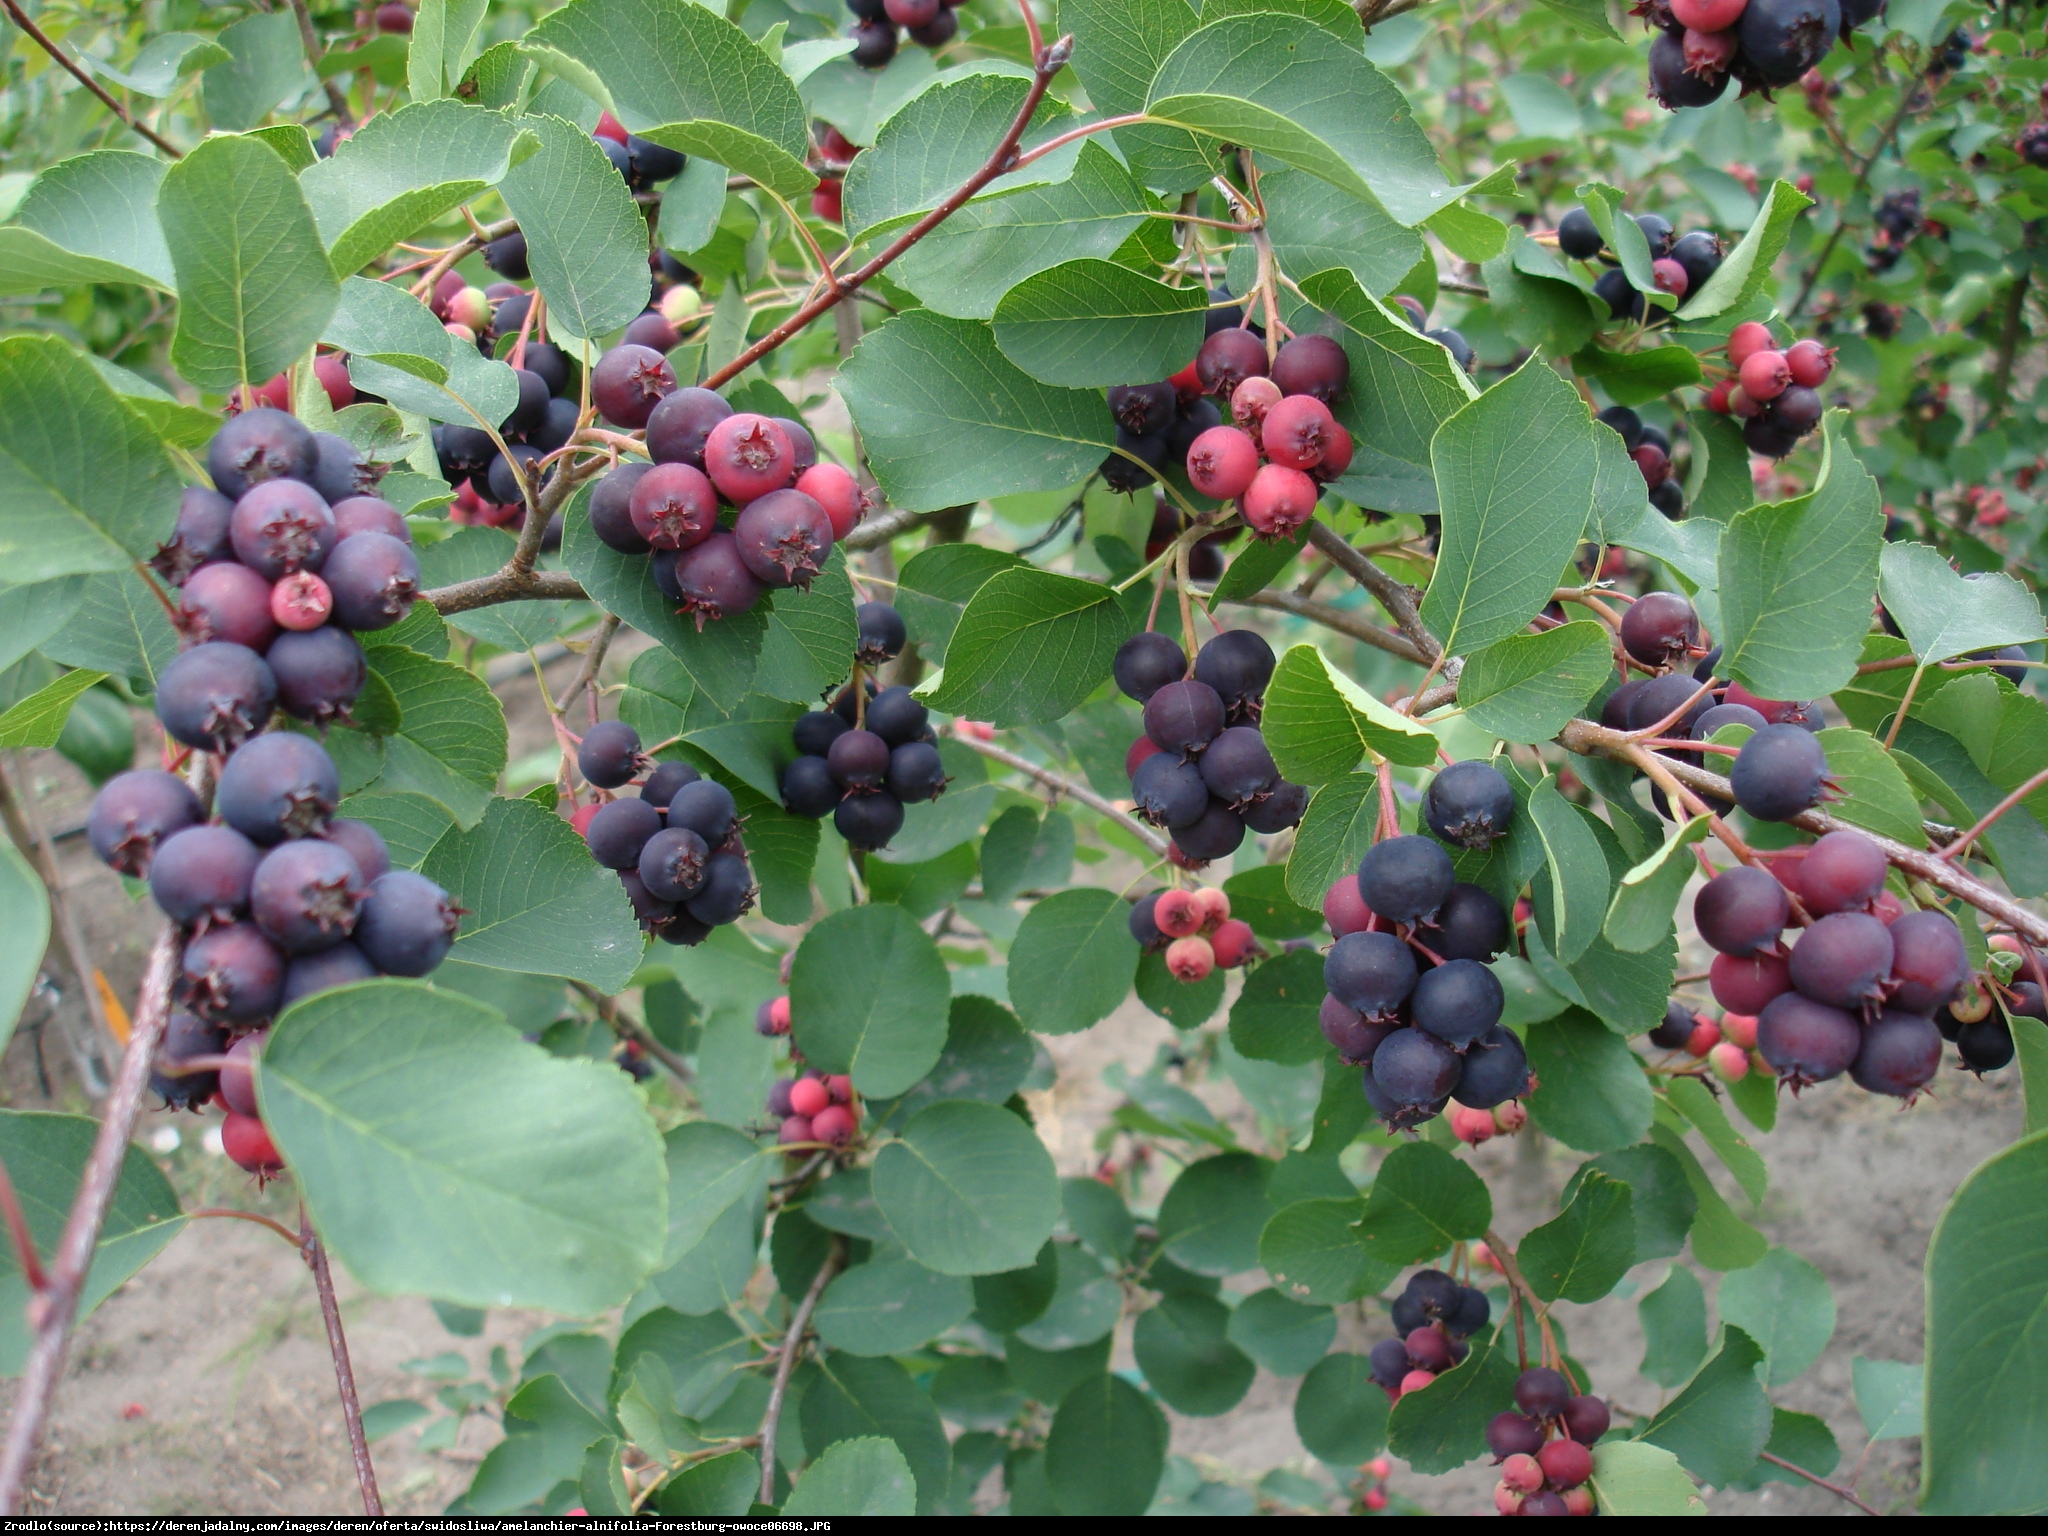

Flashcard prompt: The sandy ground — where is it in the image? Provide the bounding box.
[0,654,2021,1515]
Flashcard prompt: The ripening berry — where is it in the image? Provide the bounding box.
[1231,375,1282,430]
[1790,911,1895,1009]
[1260,394,1336,470]
[1562,1488,1596,1517]
[1501,1453,1545,1493]
[1738,349,1793,402]
[779,1114,814,1146]
[1195,328,1268,396]
[1209,918,1256,968]
[1493,1484,1525,1517]
[1185,425,1260,499]
[1721,1012,1759,1049]
[1240,463,1318,537]
[811,1104,857,1143]
[1323,875,1373,937]
[1154,888,1205,939]
[1686,1018,1721,1057]
[790,1076,830,1117]
[1487,1410,1545,1459]
[796,464,864,540]
[1450,1102,1497,1145]
[1494,1100,1527,1133]
[1192,887,1231,928]
[1515,1366,1572,1419]
[1619,591,1701,668]
[1711,949,1792,1014]
[1727,321,1775,367]
[1398,1368,1436,1398]
[1651,257,1689,298]
[221,1112,284,1177]
[1710,1039,1750,1081]
[1758,991,1862,1085]
[1798,828,1887,915]
[1165,935,1215,982]
[1538,1438,1594,1490]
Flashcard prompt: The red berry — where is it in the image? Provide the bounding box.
[1562,1487,1596,1516]
[1192,887,1231,927]
[1502,1453,1545,1493]
[1155,888,1204,938]
[1651,258,1690,297]
[1362,1488,1388,1512]
[1785,338,1835,386]
[1631,443,1671,487]
[1671,0,1747,26]
[1260,393,1336,470]
[1738,350,1792,402]
[1720,1012,1759,1049]
[1209,918,1256,968]
[703,413,795,503]
[1685,1018,1721,1057]
[1240,463,1318,537]
[1324,875,1373,936]
[769,995,792,1033]
[629,463,719,551]
[1312,421,1354,483]
[221,1112,283,1176]
[778,1114,813,1145]
[1450,1102,1497,1144]
[594,111,628,144]
[789,1076,830,1117]
[1707,378,1734,413]
[796,463,864,539]
[1727,321,1775,367]
[1185,425,1260,499]
[810,180,844,223]
[1494,1483,1525,1516]
[1711,949,1792,1013]
[1537,1438,1593,1490]
[1165,935,1215,981]
[1397,1368,1435,1397]
[810,1104,857,1143]
[1230,375,1282,430]
[313,354,355,412]
[825,1073,853,1104]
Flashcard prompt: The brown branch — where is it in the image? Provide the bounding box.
[1790,79,1919,321]
[702,35,1072,394]
[570,981,692,1084]
[302,1221,382,1515]
[285,0,353,127]
[427,567,587,615]
[1987,265,2033,420]
[0,0,183,156]
[0,757,114,1094]
[1306,520,1440,661]
[842,505,932,552]
[758,1233,846,1504]
[1757,1452,1881,1516]
[949,730,1171,858]
[1223,588,1432,667]
[0,920,178,1513]
[552,613,620,719]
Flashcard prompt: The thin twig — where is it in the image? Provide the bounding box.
[302,1221,382,1515]
[552,614,621,718]
[949,731,1171,857]
[1937,765,2048,862]
[759,1233,846,1504]
[187,1207,302,1246]
[1224,588,1432,666]
[0,1160,46,1293]
[285,0,353,128]
[571,982,693,1083]
[1305,521,1440,661]
[0,0,183,156]
[1790,78,1920,321]
[1757,1452,1881,1516]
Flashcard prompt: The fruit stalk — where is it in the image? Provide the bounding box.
[758,1233,846,1505]
[0,0,184,157]
[950,730,1171,858]
[303,1221,383,1515]
[285,0,354,130]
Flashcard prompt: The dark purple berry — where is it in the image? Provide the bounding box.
[1418,883,1511,962]
[1197,725,1278,810]
[1368,1336,1411,1391]
[309,432,372,506]
[1650,998,1696,1050]
[231,480,335,580]
[1114,632,1188,704]
[579,721,647,790]
[733,490,832,589]
[639,759,701,812]
[1358,834,1454,925]
[1515,1366,1572,1419]
[148,824,262,928]
[1562,1395,1610,1445]
[1242,779,1306,834]
[620,870,678,936]
[486,446,542,508]
[1424,760,1515,849]
[1320,993,1396,1064]
[88,770,202,876]
[1694,702,1768,740]
[1593,266,1645,322]
[216,732,339,845]
[1195,328,1268,396]
[1729,723,1829,822]
[1620,592,1701,668]
[665,779,738,845]
[771,418,816,475]
[886,741,947,803]
[353,869,458,975]
[1169,798,1245,863]
[323,532,420,631]
[1790,911,1894,1009]
[1362,1064,1446,1131]
[179,921,286,1023]
[331,497,410,545]
[437,423,496,486]
[1132,752,1209,828]
[152,486,237,585]
[1452,1025,1531,1108]
[1757,991,1862,1085]
[280,941,376,1007]
[590,463,655,553]
[1108,381,1177,436]
[250,837,366,954]
[792,711,849,758]
[1649,27,1728,108]
[1270,334,1349,402]
[1634,212,1675,258]
[177,561,276,650]
[208,408,316,499]
[1130,892,1165,950]
[1851,1008,1942,1098]
[1144,679,1226,757]
[1411,958,1504,1047]
[482,229,529,279]
[855,602,907,664]
[684,851,755,924]
[268,626,367,726]
[835,789,904,851]
[639,826,710,901]
[586,797,663,869]
[1886,911,1967,1013]
[1627,672,1712,737]
[1487,1412,1546,1460]
[865,686,927,747]
[1372,1027,1462,1105]
[1958,1013,2015,1072]
[1193,630,1276,716]
[658,909,714,948]
[1599,678,1648,731]
[1744,413,1803,460]
[1769,385,1823,437]
[156,642,277,750]
[591,343,676,429]
[1694,865,1789,957]
[1448,1286,1490,1339]
[1739,0,1841,86]
[781,755,840,818]
[1557,209,1604,261]
[672,532,765,624]
[1324,931,1418,1020]
[828,730,891,792]
[849,18,896,67]
[152,1011,227,1109]
[1798,828,1887,914]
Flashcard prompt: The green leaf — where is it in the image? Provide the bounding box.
[200,13,306,132]
[926,569,1130,728]
[360,643,506,813]
[496,114,652,349]
[1044,1374,1167,1516]
[0,337,184,587]
[1573,182,1667,313]
[1529,0,1622,38]
[1481,228,1600,358]
[1158,1151,1272,1275]
[1011,1248,1118,1352]
[1878,541,2046,667]
[1811,726,1927,845]
[467,1373,610,1514]
[1355,1141,1491,1266]
[1222,864,1323,940]
[89,32,231,96]
[1208,526,1307,609]
[657,1449,757,1516]
[261,981,665,1313]
[1922,1128,2048,1514]
[1459,621,1613,744]
[1296,268,1477,513]
[1004,887,1137,1036]
[416,526,581,653]
[895,545,1024,666]
[1716,1245,1834,1389]
[0,151,174,292]
[1573,343,1704,408]
[1664,1076,1767,1208]
[0,1111,183,1375]
[158,135,340,391]
[758,548,859,705]
[841,311,1114,512]
[408,0,488,100]
[1603,816,1710,953]
[1053,0,1209,190]
[1635,1325,1772,1486]
[1293,1353,1391,1464]
[814,1255,974,1358]
[39,569,177,685]
[0,668,106,749]
[991,260,1204,388]
[1259,1196,1390,1306]
[1148,14,1457,227]
[791,904,950,1097]
[1649,1124,1768,1271]
[1588,1440,1708,1516]
[1716,413,1882,701]
[1261,644,1439,781]
[1680,179,1814,320]
[871,1101,1060,1277]
[1854,1357,1923,1443]
[1133,1292,1255,1416]
[0,844,48,1060]
[1225,170,1424,305]
[875,994,1034,1126]
[661,1121,767,1266]
[1284,773,1377,908]
[785,1436,917,1518]
[1569,1144,1696,1264]
[800,1353,950,1514]
[1387,1325,1521,1474]
[973,1242,1058,1334]
[1226,949,1327,1065]
[1639,1264,1710,1389]
[302,101,536,277]
[1226,1288,1336,1378]
[1524,1009,1653,1152]
[1525,777,1611,966]
[1421,357,1605,655]
[1518,1171,1635,1303]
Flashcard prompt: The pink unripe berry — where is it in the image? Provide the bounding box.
[1241,463,1318,537]
[778,1114,813,1145]
[789,1076,830,1117]
[1493,1100,1528,1133]
[446,286,492,333]
[768,994,792,1034]
[703,413,795,504]
[1720,1011,1758,1049]
[1685,1018,1721,1057]
[594,111,628,144]
[825,1074,853,1105]
[795,463,864,540]
[1785,338,1835,386]
[1494,1483,1525,1516]
[1324,875,1372,936]
[1210,918,1256,968]
[1707,378,1734,414]
[443,322,477,345]
[1671,0,1746,28]
[1738,349,1792,403]
[1710,1040,1750,1081]
[270,572,333,631]
[1185,425,1260,500]
[1472,1241,1499,1271]
[1398,1368,1436,1398]
[1154,888,1205,938]
[1366,1458,1392,1480]
[1651,258,1689,297]
[810,1104,856,1143]
[1362,1488,1388,1512]
[1193,887,1231,927]
[1727,321,1775,367]
[1451,1103,1497,1145]
[1562,1487,1597,1516]
[1538,1438,1594,1490]
[1230,375,1283,430]
[1502,1453,1545,1493]
[1260,394,1336,471]
[1165,935,1215,982]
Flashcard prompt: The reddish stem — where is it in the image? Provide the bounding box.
[1938,765,2048,861]
[0,1160,46,1293]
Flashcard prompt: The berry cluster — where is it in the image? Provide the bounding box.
[778,602,946,852]
[810,125,861,224]
[1177,331,1354,537]
[1486,1367,1608,1517]
[1865,187,1923,272]
[1703,320,1834,459]
[1639,0,1884,112]
[1554,200,1724,330]
[1115,628,1305,864]
[764,1067,862,1149]
[1597,405,1688,520]
[92,728,457,1179]
[573,724,758,947]
[845,0,965,69]
[1128,885,1260,984]
[1649,997,1768,1086]
[1366,1268,1490,1401]
[147,408,420,738]
[1320,762,1529,1131]
[583,354,861,627]
[1692,824,1968,1099]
